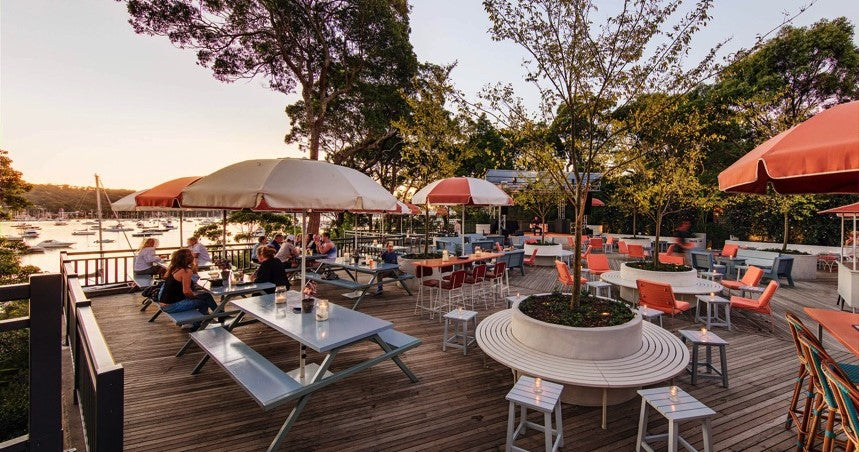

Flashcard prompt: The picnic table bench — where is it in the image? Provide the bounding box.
[307,260,414,309]
[190,293,420,451]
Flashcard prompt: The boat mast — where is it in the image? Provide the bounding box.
[95,174,104,256]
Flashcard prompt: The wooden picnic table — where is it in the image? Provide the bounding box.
[413,252,504,269]
[803,307,859,357]
[190,292,420,451]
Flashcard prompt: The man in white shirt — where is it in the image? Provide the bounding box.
[186,236,211,266]
[274,235,300,265]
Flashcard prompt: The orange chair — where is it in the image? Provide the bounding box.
[523,249,538,267]
[628,244,648,260]
[555,260,587,291]
[586,253,611,276]
[658,252,685,265]
[720,243,738,258]
[567,236,575,249]
[589,237,604,250]
[730,280,778,331]
[617,241,629,256]
[604,236,615,253]
[635,279,692,316]
[581,245,593,260]
[722,265,764,295]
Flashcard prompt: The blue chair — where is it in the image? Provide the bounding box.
[505,250,526,276]
[762,256,795,287]
[690,251,727,276]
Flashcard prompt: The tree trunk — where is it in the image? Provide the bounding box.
[632,208,637,238]
[540,214,546,242]
[782,211,789,252]
[569,191,586,309]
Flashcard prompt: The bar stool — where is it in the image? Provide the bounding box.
[506,376,564,452]
[486,261,509,305]
[636,386,715,452]
[442,308,477,355]
[413,265,436,318]
[433,269,466,318]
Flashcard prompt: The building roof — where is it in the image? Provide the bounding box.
[485,169,602,191]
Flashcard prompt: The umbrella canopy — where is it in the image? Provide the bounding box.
[390,201,421,215]
[591,197,605,207]
[112,190,147,212]
[718,101,859,194]
[137,176,202,208]
[412,177,513,206]
[819,201,859,216]
[181,158,399,212]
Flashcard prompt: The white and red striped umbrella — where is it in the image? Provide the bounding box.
[411,177,513,206]
[390,201,422,215]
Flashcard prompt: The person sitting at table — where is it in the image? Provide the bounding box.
[158,248,217,331]
[275,234,300,267]
[271,233,284,252]
[305,233,318,254]
[133,238,166,277]
[375,243,400,295]
[251,236,268,264]
[253,246,289,293]
[315,232,338,259]
[187,236,211,267]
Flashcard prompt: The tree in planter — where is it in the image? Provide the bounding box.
[513,168,564,243]
[479,0,728,308]
[614,94,711,267]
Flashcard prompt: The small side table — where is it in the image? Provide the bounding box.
[506,376,564,452]
[694,295,732,330]
[679,329,729,388]
[587,281,612,299]
[734,264,749,280]
[443,309,478,355]
[739,285,764,298]
[636,386,715,452]
[637,306,664,327]
[580,268,591,282]
[699,271,723,283]
[506,294,529,309]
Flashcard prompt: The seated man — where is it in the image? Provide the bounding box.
[274,234,300,267]
[186,236,211,267]
[251,236,268,264]
[376,243,400,295]
[314,232,338,259]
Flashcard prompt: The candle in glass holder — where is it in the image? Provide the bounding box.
[315,299,329,321]
[534,377,543,394]
[701,327,708,338]
[709,292,715,301]
[669,385,679,401]
[275,286,287,303]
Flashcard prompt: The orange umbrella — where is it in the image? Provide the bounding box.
[136,176,202,208]
[718,101,859,194]
[591,197,605,207]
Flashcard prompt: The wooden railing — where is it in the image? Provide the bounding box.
[62,260,124,451]
[0,274,62,452]
[63,243,254,287]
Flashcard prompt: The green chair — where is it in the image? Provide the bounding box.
[821,361,859,452]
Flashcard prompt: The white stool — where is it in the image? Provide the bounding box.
[580,268,591,281]
[586,281,612,299]
[443,309,478,355]
[636,386,715,452]
[637,306,664,327]
[506,376,564,452]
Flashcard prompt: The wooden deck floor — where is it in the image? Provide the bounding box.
[85,256,857,451]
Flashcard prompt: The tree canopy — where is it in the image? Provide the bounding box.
[0,150,32,219]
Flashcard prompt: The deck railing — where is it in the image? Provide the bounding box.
[0,274,62,452]
[61,260,124,451]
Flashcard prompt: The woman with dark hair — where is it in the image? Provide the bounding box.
[253,246,289,293]
[158,248,217,331]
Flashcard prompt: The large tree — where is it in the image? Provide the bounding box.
[0,150,32,219]
[479,0,728,307]
[715,17,859,250]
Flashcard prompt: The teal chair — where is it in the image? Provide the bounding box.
[796,329,859,451]
[822,362,859,452]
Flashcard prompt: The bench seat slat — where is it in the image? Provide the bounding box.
[377,329,420,350]
[190,327,302,408]
[304,274,372,290]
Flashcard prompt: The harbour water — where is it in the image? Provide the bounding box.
[1,218,250,273]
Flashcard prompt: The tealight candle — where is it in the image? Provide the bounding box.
[710,292,715,300]
[315,299,329,321]
[275,286,287,304]
[669,385,679,401]
[701,327,708,337]
[534,377,543,394]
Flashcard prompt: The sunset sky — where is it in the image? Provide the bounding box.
[2,0,857,189]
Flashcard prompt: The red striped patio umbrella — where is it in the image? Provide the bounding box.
[111,176,202,246]
[592,197,605,207]
[412,177,513,254]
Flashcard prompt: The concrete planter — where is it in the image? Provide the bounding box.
[619,262,697,287]
[523,243,563,256]
[511,298,642,360]
[620,238,651,249]
[789,254,817,281]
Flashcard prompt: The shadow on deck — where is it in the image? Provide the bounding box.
[84,255,855,451]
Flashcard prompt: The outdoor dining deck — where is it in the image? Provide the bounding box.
[71,255,856,451]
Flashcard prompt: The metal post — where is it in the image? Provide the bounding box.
[28,273,63,451]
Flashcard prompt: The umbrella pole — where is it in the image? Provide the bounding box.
[462,205,466,255]
[301,211,307,295]
[354,214,358,257]
[222,210,227,255]
[841,216,845,262]
[854,214,857,270]
[179,210,184,247]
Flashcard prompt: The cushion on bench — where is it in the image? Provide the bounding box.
[190,327,303,409]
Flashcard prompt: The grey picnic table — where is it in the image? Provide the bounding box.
[189,292,420,452]
[308,259,414,309]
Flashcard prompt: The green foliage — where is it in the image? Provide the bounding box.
[513,174,564,242]
[193,223,227,245]
[0,330,28,442]
[626,262,693,272]
[22,183,134,216]
[0,150,33,219]
[519,293,635,327]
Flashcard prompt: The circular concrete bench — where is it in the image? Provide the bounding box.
[476,309,689,429]
[600,270,724,303]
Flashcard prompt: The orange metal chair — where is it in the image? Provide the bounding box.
[722,265,764,295]
[635,279,692,316]
[720,243,738,258]
[555,260,587,291]
[658,252,685,265]
[730,280,778,331]
[617,240,629,255]
[628,244,648,260]
[586,253,611,276]
[589,237,604,250]
[581,245,593,260]
[523,249,539,267]
[567,236,575,249]
[604,236,615,253]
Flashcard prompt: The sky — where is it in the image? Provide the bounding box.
[1,0,857,190]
